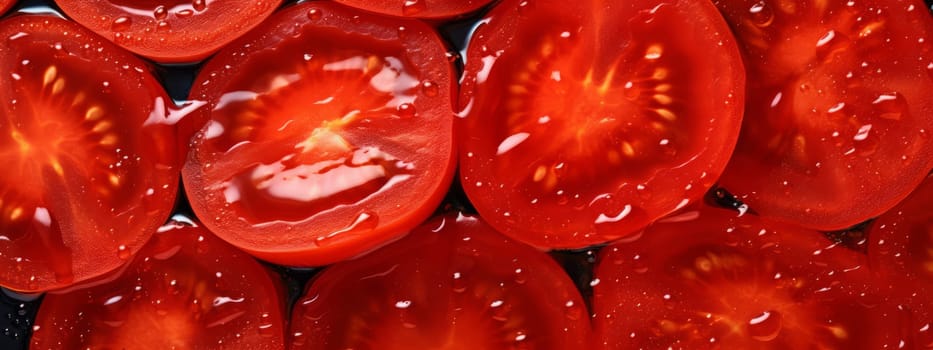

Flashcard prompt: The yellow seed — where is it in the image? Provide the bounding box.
[533,166,547,182]
[652,68,669,80]
[540,41,554,56]
[85,106,103,121]
[43,66,57,87]
[72,92,86,106]
[509,84,529,94]
[366,56,381,72]
[859,21,885,38]
[655,84,672,92]
[827,325,848,339]
[695,257,713,272]
[651,121,666,131]
[92,121,112,133]
[50,159,64,176]
[9,207,23,221]
[644,44,663,59]
[100,134,118,146]
[108,174,120,186]
[52,78,66,95]
[653,94,673,105]
[655,108,676,121]
[621,141,635,157]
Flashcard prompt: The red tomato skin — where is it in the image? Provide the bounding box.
[183,2,456,266]
[289,213,592,349]
[594,206,903,349]
[333,0,494,19]
[54,0,282,63]
[0,14,179,292]
[868,176,933,348]
[30,219,287,350]
[714,0,933,230]
[457,0,746,249]
[0,0,14,16]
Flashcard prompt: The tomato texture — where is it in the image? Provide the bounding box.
[54,0,282,62]
[30,218,286,349]
[333,0,493,19]
[593,206,902,349]
[183,2,456,266]
[0,15,179,292]
[868,176,933,347]
[715,0,933,230]
[0,0,14,16]
[458,0,745,249]
[289,214,591,349]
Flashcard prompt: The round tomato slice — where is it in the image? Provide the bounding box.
[289,214,591,349]
[869,176,933,348]
[183,2,456,266]
[593,206,902,349]
[54,0,281,63]
[0,15,179,292]
[715,0,933,230]
[457,0,745,249]
[333,0,493,19]
[0,0,14,16]
[30,218,286,349]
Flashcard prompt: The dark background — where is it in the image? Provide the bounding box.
[2,0,932,348]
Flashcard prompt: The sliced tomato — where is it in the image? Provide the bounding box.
[289,214,591,349]
[333,0,493,19]
[183,2,456,266]
[593,206,903,349]
[30,218,286,349]
[868,176,933,348]
[715,0,933,230]
[0,0,14,16]
[457,0,745,249]
[54,0,281,63]
[0,15,179,292]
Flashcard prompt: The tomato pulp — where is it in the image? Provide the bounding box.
[289,213,592,349]
[0,15,179,292]
[31,218,287,349]
[715,0,933,230]
[458,0,746,249]
[183,2,456,266]
[54,0,282,63]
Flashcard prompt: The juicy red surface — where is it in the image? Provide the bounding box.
[333,0,493,19]
[289,214,592,349]
[30,219,286,349]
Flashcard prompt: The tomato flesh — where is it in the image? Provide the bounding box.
[458,0,745,249]
[0,15,179,292]
[333,0,493,19]
[594,206,902,349]
[868,177,933,348]
[183,2,456,266]
[54,0,281,62]
[30,218,286,349]
[715,0,933,230]
[289,214,591,349]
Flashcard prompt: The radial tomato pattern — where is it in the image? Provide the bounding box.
[715,0,933,230]
[289,214,592,349]
[0,15,180,292]
[183,2,456,266]
[458,0,746,249]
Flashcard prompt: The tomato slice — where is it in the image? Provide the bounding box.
[0,15,179,292]
[333,0,493,19]
[183,2,456,266]
[0,0,14,16]
[457,0,745,249]
[868,176,933,348]
[30,218,286,349]
[714,0,933,230]
[54,0,281,63]
[593,206,903,349]
[289,214,592,349]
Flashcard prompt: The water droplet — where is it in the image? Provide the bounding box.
[307,8,323,20]
[394,300,412,309]
[192,0,207,12]
[401,0,427,16]
[153,6,167,20]
[747,310,783,341]
[871,92,907,120]
[177,9,194,17]
[111,16,132,32]
[748,1,775,26]
[117,245,130,259]
[396,103,416,118]
[421,80,438,97]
